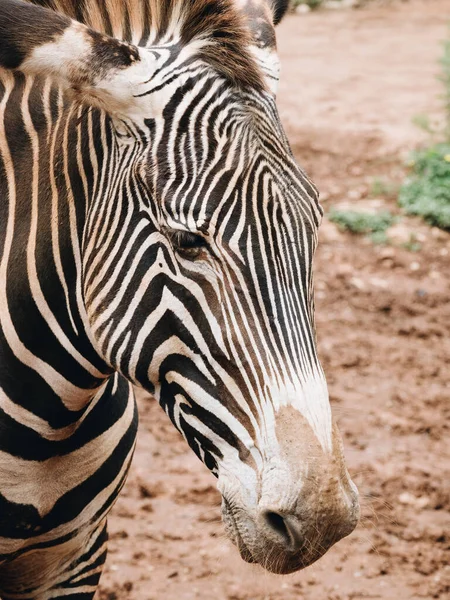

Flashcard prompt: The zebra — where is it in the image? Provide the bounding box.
[0,0,360,597]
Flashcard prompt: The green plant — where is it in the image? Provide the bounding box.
[370,230,389,245]
[402,234,422,253]
[292,0,325,8]
[399,31,450,230]
[412,114,441,139]
[328,209,397,242]
[370,177,399,198]
[399,144,450,229]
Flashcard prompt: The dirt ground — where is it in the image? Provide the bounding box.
[99,1,450,599]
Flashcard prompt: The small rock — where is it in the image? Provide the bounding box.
[295,4,311,13]
[398,492,430,508]
[324,0,354,8]
[369,277,388,289]
[387,223,412,245]
[349,165,363,176]
[350,276,365,290]
[416,496,431,509]
[336,263,353,277]
[399,492,416,505]
[347,189,362,200]
[431,227,449,240]
[379,247,395,259]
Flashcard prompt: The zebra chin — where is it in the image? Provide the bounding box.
[221,487,359,575]
[221,499,359,575]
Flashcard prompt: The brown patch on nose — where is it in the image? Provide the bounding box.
[269,405,359,553]
[274,406,354,495]
[275,405,326,479]
[330,418,359,502]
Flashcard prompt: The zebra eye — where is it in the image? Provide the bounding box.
[168,230,207,257]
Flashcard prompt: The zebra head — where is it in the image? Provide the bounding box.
[6,0,359,574]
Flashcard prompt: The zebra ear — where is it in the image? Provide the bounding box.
[234,0,288,95]
[0,0,157,120]
[271,0,290,25]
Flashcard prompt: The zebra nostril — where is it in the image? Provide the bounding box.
[263,511,304,552]
[265,511,288,537]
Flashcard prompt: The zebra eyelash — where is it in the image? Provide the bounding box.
[165,228,208,258]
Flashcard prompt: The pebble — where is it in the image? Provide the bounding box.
[387,223,413,245]
[349,165,363,176]
[431,227,449,240]
[398,492,430,508]
[369,277,389,288]
[379,247,395,259]
[350,276,365,290]
[336,263,353,276]
[324,0,356,8]
[347,189,362,200]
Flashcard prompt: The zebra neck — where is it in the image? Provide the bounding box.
[0,71,113,424]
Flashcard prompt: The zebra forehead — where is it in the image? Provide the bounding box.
[32,0,265,91]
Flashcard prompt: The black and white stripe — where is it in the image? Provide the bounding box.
[0,0,355,596]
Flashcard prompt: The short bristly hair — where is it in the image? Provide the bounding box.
[29,0,265,91]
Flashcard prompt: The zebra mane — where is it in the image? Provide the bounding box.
[29,0,265,91]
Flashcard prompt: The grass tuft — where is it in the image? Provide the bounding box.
[370,177,399,199]
[399,32,450,230]
[398,144,450,229]
[328,209,397,243]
